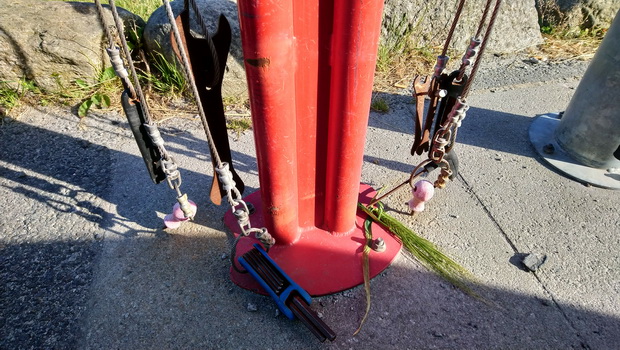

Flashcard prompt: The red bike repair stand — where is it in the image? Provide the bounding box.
[224,0,402,296]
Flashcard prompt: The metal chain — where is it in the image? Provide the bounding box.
[217,163,275,249]
[429,98,469,164]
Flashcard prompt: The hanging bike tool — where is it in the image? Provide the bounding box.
[171,1,245,205]
[163,0,275,250]
[95,0,197,225]
[374,0,503,210]
[414,55,449,156]
[431,38,480,145]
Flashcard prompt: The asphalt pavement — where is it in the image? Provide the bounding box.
[1,56,618,349]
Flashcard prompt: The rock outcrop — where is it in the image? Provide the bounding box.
[143,0,545,97]
[381,0,543,54]
[0,0,143,92]
[4,0,616,99]
[142,0,246,98]
[537,0,619,31]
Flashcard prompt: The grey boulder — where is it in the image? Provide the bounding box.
[0,0,143,92]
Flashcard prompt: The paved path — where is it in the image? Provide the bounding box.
[1,58,618,349]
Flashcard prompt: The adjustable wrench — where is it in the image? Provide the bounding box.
[411,76,430,155]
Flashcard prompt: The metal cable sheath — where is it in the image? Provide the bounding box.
[441,0,468,56]
[108,0,150,114]
[93,0,116,50]
[162,0,223,167]
[186,0,221,87]
[462,0,502,98]
[475,0,495,38]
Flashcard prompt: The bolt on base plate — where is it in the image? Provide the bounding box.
[529,113,620,190]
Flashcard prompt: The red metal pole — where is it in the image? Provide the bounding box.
[228,0,402,296]
[237,0,299,244]
[294,0,333,230]
[324,0,385,234]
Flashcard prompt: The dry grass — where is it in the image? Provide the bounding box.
[373,46,440,93]
[530,34,603,62]
[374,32,604,94]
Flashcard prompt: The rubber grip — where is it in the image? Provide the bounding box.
[120,90,166,184]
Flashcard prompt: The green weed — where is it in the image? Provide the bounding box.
[370,97,389,113]
[73,66,118,117]
[142,51,187,96]
[0,84,21,111]
[113,0,161,21]
[48,0,161,21]
[226,117,252,138]
[0,78,41,114]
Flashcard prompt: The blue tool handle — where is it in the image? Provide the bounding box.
[238,244,312,320]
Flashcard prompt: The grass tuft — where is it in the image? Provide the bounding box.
[227,117,252,138]
[358,203,479,297]
[142,51,187,96]
[370,97,389,113]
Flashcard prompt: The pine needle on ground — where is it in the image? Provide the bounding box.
[358,203,478,297]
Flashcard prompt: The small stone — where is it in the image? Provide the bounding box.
[528,57,540,64]
[431,331,445,338]
[522,253,547,272]
[274,308,281,317]
[220,253,228,260]
[247,303,258,312]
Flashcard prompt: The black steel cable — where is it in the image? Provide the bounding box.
[441,0,468,56]
[186,0,222,87]
[461,0,502,98]
[475,0,495,39]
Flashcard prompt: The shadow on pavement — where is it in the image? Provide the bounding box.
[2,234,619,349]
[0,116,257,234]
[367,92,538,160]
[1,111,618,349]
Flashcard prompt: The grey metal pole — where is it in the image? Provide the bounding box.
[529,11,620,189]
[555,11,620,169]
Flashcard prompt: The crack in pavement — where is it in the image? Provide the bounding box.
[456,172,591,349]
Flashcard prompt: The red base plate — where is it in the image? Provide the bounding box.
[224,184,402,296]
